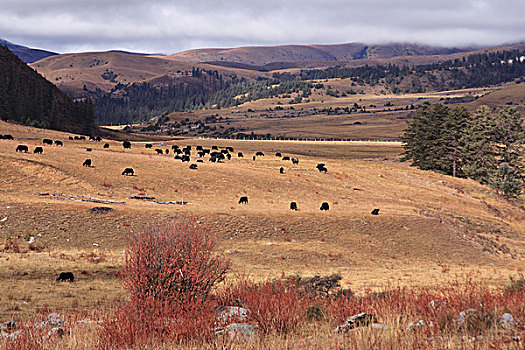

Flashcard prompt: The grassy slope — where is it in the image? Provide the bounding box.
[0,121,523,319]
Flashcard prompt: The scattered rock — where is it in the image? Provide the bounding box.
[45,313,64,327]
[221,323,258,341]
[89,207,114,214]
[0,217,7,222]
[1,320,18,331]
[457,309,478,330]
[407,320,434,331]
[217,306,251,323]
[27,236,35,244]
[335,313,377,332]
[1,330,21,340]
[498,313,516,329]
[428,300,447,312]
[226,249,238,254]
[76,318,92,324]
[371,323,389,330]
[47,327,65,338]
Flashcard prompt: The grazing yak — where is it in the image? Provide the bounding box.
[320,202,330,211]
[69,136,74,140]
[83,159,92,167]
[33,146,43,154]
[212,146,218,150]
[123,141,131,149]
[103,143,109,148]
[371,208,380,215]
[56,272,74,282]
[197,159,204,163]
[165,149,170,154]
[226,147,234,152]
[316,164,328,173]
[196,146,203,151]
[122,168,134,176]
[86,148,92,152]
[155,149,163,154]
[280,167,284,174]
[238,196,248,204]
[282,156,290,161]
[145,144,153,149]
[238,152,244,157]
[15,145,29,153]
[226,153,231,160]
[275,152,282,157]
[253,156,256,161]
[54,140,63,146]
[43,139,53,145]
[291,158,299,164]
[181,155,191,162]
[189,164,198,170]
[256,151,264,156]
[290,202,298,211]
[1,134,14,140]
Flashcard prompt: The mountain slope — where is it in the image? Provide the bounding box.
[168,42,471,65]
[0,45,95,135]
[30,51,261,98]
[0,38,57,63]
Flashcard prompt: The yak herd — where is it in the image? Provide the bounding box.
[5,134,380,214]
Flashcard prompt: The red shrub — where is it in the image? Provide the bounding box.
[220,280,306,334]
[99,219,230,348]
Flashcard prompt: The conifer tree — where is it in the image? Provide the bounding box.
[490,107,524,197]
[402,104,449,172]
[439,106,470,177]
[460,106,498,184]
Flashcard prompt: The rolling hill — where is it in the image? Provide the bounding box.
[167,42,472,66]
[0,38,57,63]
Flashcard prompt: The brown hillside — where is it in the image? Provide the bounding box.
[168,42,471,66]
[30,51,267,98]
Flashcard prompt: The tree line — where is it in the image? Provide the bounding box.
[275,49,525,93]
[402,104,524,197]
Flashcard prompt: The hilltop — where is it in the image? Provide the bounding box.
[0,38,57,63]
[168,42,471,66]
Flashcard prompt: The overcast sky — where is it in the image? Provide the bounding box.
[1,0,524,54]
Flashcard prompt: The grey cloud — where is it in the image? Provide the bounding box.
[0,0,523,54]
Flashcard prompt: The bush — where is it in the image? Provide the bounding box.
[219,280,306,334]
[99,219,229,348]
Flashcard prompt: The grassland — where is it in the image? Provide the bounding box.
[0,120,523,326]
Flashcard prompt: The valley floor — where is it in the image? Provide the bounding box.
[0,121,523,320]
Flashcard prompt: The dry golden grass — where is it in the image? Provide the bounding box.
[0,121,523,321]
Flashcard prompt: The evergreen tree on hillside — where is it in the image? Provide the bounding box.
[402,104,450,172]
[403,104,523,197]
[490,107,524,197]
[460,106,498,184]
[439,106,470,177]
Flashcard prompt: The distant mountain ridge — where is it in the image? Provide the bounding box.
[168,42,475,66]
[0,38,58,63]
